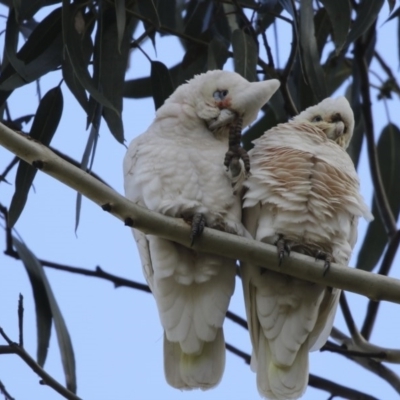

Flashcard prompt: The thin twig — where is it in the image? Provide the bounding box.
[322,340,386,359]
[330,327,400,393]
[225,342,250,364]
[0,380,15,400]
[308,374,379,400]
[225,344,380,399]
[18,293,23,347]
[0,156,18,184]
[355,37,397,236]
[361,230,400,340]
[339,291,359,337]
[0,328,82,400]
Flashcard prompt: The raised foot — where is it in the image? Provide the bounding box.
[190,213,206,246]
[275,236,291,266]
[315,250,333,276]
[224,117,250,177]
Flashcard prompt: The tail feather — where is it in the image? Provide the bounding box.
[164,329,225,390]
[257,333,308,399]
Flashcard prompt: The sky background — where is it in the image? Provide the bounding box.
[1,2,400,400]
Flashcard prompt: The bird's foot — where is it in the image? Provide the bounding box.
[315,250,333,276]
[189,213,206,246]
[275,236,291,266]
[224,116,250,177]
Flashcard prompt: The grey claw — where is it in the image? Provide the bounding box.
[190,213,206,246]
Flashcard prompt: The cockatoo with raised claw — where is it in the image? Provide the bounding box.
[123,70,280,390]
[241,97,373,399]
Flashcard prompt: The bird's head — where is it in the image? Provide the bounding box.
[169,70,280,134]
[293,96,354,149]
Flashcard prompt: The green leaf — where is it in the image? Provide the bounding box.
[180,44,208,82]
[94,6,136,143]
[323,57,352,95]
[232,29,257,82]
[356,124,400,271]
[384,5,400,23]
[319,0,351,54]
[8,87,63,227]
[12,237,77,393]
[12,236,52,367]
[62,0,119,115]
[0,7,64,91]
[137,0,161,29]
[299,0,327,101]
[387,0,396,13]
[314,8,331,57]
[207,37,229,70]
[345,0,384,46]
[150,61,175,110]
[14,0,46,20]
[115,0,126,52]
[123,63,181,98]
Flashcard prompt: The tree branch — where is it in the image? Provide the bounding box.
[330,327,400,394]
[361,230,400,340]
[1,125,400,303]
[0,329,81,400]
[225,343,380,400]
[0,380,15,400]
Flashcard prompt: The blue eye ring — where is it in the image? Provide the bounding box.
[312,115,323,122]
[213,90,229,101]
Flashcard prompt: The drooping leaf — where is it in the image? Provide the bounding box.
[62,0,118,114]
[150,61,175,110]
[323,57,352,95]
[314,8,331,57]
[298,0,327,101]
[12,237,77,393]
[123,63,181,98]
[96,5,136,143]
[184,0,213,39]
[384,5,400,23]
[12,236,52,367]
[345,0,384,47]
[356,124,400,271]
[387,0,396,13]
[179,44,208,82]
[207,37,229,70]
[137,0,161,29]
[8,87,63,227]
[75,106,101,232]
[0,7,64,91]
[257,2,283,32]
[319,0,351,54]
[232,29,257,82]
[115,0,126,52]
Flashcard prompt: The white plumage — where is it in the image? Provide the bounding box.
[123,70,280,390]
[242,97,373,399]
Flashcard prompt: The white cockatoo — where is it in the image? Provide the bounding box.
[241,97,373,399]
[123,70,280,390]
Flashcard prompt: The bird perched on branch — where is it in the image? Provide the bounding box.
[123,70,280,390]
[241,97,373,399]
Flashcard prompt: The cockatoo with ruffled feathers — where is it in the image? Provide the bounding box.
[123,70,280,390]
[241,96,373,399]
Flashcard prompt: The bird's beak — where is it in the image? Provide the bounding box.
[208,109,236,130]
[231,79,281,127]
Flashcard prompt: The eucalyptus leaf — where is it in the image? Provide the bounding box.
[8,87,63,227]
[356,124,400,271]
[232,29,257,82]
[12,237,77,393]
[150,61,175,110]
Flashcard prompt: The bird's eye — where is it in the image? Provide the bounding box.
[213,90,229,101]
[312,115,323,122]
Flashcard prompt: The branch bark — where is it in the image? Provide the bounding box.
[1,124,400,303]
